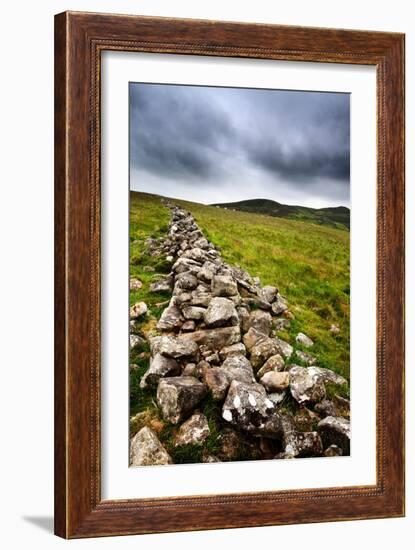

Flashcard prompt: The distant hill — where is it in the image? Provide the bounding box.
[212,198,350,230]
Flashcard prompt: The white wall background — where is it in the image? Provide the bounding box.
[0,1,412,548]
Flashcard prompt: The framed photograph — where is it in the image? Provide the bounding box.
[54,11,405,538]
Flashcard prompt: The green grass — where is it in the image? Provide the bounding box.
[129,190,350,461]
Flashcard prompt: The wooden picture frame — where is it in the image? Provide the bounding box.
[54,11,405,538]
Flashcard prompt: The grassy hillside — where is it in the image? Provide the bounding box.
[129,191,350,460]
[213,198,350,230]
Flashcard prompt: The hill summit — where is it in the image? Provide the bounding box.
[212,198,350,230]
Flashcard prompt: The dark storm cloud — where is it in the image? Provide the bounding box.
[130,83,350,206]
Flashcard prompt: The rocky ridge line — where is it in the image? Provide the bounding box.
[130,203,350,465]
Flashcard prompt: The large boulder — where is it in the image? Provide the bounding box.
[157,377,207,424]
[130,427,172,466]
[222,380,282,439]
[204,297,238,328]
[211,275,238,297]
[179,325,241,351]
[317,416,350,455]
[139,353,181,388]
[289,365,326,405]
[150,335,199,361]
[174,412,210,446]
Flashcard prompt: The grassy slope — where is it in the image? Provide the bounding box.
[213,198,350,229]
[129,191,350,461]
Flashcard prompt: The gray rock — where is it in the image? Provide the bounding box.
[193,237,210,250]
[149,277,173,293]
[218,342,246,361]
[250,338,281,369]
[174,412,210,446]
[289,365,326,405]
[222,380,282,439]
[204,297,238,328]
[268,391,287,406]
[150,335,199,361]
[243,327,268,351]
[202,454,221,463]
[198,261,217,282]
[173,257,202,274]
[296,332,314,347]
[314,399,338,417]
[221,355,255,384]
[295,349,317,365]
[307,366,348,387]
[182,305,207,320]
[274,336,294,358]
[181,319,196,332]
[130,278,143,291]
[317,416,350,454]
[140,353,181,388]
[176,272,199,290]
[182,363,197,376]
[179,325,241,350]
[256,354,285,378]
[190,286,212,307]
[245,309,272,336]
[271,294,288,315]
[260,371,290,392]
[205,351,221,365]
[329,324,341,335]
[130,427,172,466]
[130,334,146,350]
[175,291,192,305]
[157,304,183,331]
[274,318,291,331]
[323,444,343,457]
[130,301,148,319]
[203,367,230,401]
[259,285,278,304]
[182,247,208,263]
[279,415,323,458]
[211,275,238,297]
[157,376,207,424]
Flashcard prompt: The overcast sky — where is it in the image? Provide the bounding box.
[129,83,350,208]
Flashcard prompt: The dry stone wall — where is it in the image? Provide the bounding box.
[130,203,350,465]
